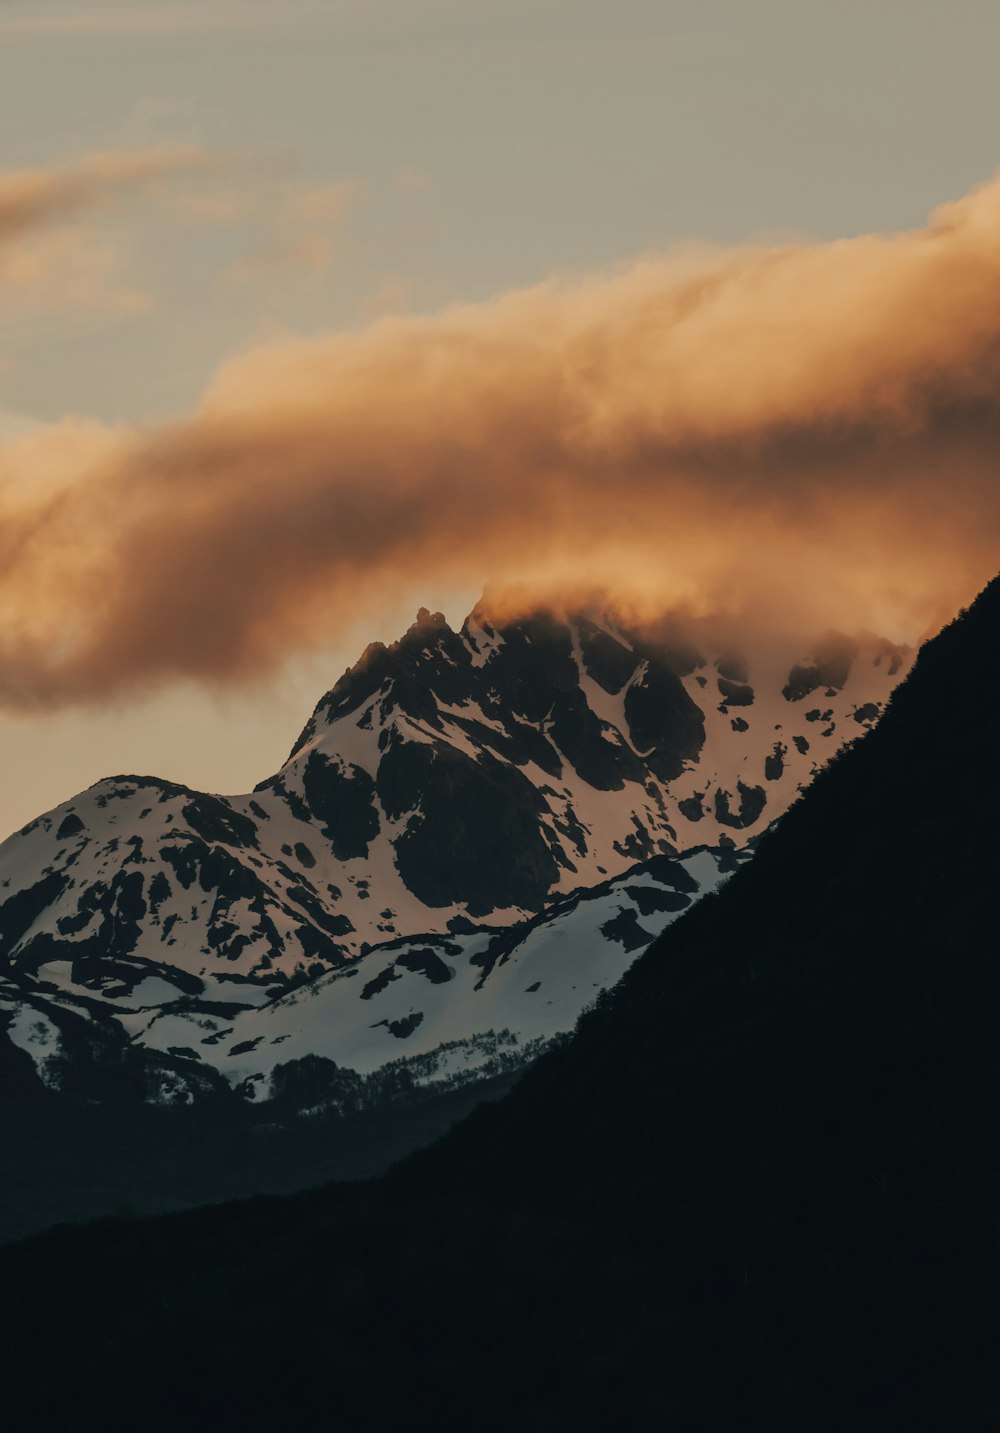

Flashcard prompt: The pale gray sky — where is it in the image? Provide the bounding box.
[3,0,1000,836]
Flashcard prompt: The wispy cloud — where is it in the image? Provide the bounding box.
[0,224,151,317]
[222,180,364,285]
[0,148,363,328]
[0,148,228,319]
[0,148,221,246]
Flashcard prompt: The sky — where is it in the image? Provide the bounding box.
[3,0,1000,838]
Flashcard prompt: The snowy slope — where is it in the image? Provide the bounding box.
[1,844,745,1107]
[0,603,909,1107]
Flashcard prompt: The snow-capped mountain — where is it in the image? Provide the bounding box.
[0,603,909,1107]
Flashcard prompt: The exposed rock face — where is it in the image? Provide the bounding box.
[0,602,909,1105]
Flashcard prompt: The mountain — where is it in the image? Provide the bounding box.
[1,576,996,1429]
[0,602,907,1118]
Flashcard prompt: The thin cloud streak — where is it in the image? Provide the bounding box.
[0,149,222,248]
[3,174,1000,709]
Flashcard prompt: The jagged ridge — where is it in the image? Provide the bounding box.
[0,602,908,1104]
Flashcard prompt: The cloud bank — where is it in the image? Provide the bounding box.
[3,174,1000,709]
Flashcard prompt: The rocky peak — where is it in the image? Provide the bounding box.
[0,596,913,1114]
[2,600,912,991]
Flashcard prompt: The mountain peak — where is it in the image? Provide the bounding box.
[0,597,912,1119]
[410,606,450,634]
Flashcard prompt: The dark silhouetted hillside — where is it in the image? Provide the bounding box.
[2,578,998,1431]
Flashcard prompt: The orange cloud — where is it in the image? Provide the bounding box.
[3,173,1000,709]
[0,147,359,323]
[0,148,220,246]
[0,148,228,317]
[221,179,363,285]
[0,223,154,317]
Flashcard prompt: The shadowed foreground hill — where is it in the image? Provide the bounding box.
[2,579,999,1430]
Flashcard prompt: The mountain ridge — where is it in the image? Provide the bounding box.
[0,600,908,1112]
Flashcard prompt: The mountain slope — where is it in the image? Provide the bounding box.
[0,602,906,1106]
[1,577,995,1429]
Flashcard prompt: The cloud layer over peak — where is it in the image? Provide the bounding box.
[3,174,1000,709]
